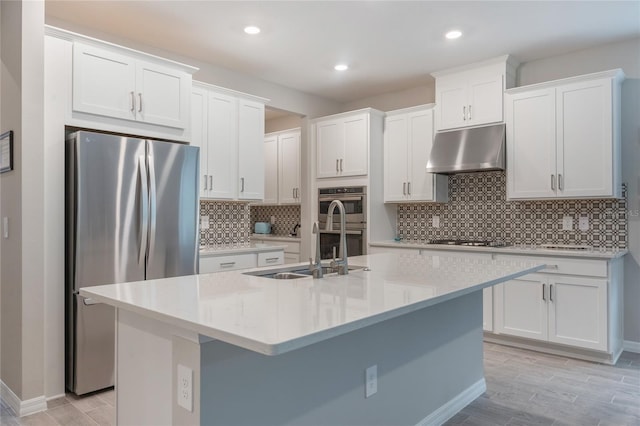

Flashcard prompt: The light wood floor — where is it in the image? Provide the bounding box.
[1,343,638,425]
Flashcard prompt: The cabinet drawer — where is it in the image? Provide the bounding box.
[284,253,300,264]
[283,241,301,254]
[257,251,284,267]
[200,253,257,273]
[495,255,607,278]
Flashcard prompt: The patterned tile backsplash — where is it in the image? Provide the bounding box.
[200,201,251,247]
[250,205,301,236]
[397,171,628,249]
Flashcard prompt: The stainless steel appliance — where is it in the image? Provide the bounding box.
[426,123,506,174]
[318,186,366,260]
[65,130,199,395]
[428,239,509,248]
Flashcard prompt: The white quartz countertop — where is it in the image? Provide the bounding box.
[80,252,545,356]
[370,240,627,259]
[251,234,301,242]
[199,242,287,257]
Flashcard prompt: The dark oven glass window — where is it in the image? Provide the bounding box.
[319,233,363,260]
[319,199,363,216]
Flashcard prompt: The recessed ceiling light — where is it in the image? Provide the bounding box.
[244,26,261,35]
[334,64,349,71]
[445,30,462,40]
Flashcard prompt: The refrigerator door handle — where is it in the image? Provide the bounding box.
[147,155,157,262]
[138,156,149,266]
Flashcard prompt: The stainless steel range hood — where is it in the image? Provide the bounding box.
[426,123,506,174]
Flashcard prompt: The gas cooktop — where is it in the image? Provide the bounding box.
[428,239,510,248]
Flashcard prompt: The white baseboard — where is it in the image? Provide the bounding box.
[624,340,640,353]
[0,380,47,417]
[416,378,486,426]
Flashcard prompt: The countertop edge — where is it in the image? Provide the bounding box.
[199,243,288,257]
[369,241,628,260]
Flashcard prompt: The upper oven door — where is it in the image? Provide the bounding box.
[318,195,366,224]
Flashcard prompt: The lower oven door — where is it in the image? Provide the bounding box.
[318,229,365,260]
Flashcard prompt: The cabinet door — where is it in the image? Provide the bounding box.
[468,73,504,126]
[436,78,468,130]
[548,276,607,351]
[494,275,548,341]
[263,135,279,204]
[316,119,344,178]
[279,130,301,204]
[506,88,557,199]
[238,99,265,200]
[342,114,368,176]
[556,79,614,197]
[383,115,409,202]
[191,87,209,198]
[407,109,435,201]
[136,61,189,129]
[72,43,136,121]
[208,92,238,199]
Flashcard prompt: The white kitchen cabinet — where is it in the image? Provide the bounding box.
[432,55,518,131]
[263,135,279,204]
[73,42,191,129]
[494,255,615,354]
[315,110,377,178]
[200,248,285,273]
[262,129,301,205]
[506,69,624,200]
[251,235,301,264]
[191,86,209,198]
[383,105,447,203]
[192,82,268,201]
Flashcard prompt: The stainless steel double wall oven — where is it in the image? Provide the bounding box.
[317,186,367,260]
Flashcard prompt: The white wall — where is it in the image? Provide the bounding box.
[265,114,303,133]
[0,0,46,408]
[341,83,435,112]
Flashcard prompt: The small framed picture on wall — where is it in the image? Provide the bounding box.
[0,130,14,173]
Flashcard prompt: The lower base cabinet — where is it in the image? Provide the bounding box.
[251,235,301,264]
[200,249,284,273]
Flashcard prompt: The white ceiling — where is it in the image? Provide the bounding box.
[45,1,640,104]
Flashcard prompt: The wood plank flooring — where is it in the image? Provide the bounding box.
[1,343,638,425]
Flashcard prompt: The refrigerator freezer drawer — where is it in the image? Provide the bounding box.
[72,294,115,395]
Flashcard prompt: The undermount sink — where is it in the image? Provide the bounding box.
[244,265,364,279]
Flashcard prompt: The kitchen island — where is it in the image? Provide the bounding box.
[80,252,544,425]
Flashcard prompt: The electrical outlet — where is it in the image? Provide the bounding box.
[562,216,573,231]
[200,215,210,230]
[177,364,193,412]
[365,365,377,398]
[432,215,440,228]
[579,216,589,231]
[270,215,276,225]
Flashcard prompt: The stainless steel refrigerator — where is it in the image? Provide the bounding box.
[65,130,199,395]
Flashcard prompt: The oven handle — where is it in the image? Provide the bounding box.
[318,196,364,202]
[319,229,363,235]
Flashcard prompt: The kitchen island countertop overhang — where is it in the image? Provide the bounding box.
[80,252,546,356]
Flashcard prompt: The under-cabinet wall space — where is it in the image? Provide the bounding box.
[250,205,301,237]
[200,201,251,247]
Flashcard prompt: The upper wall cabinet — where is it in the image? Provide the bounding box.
[45,26,198,142]
[192,82,267,201]
[505,69,624,200]
[262,129,302,205]
[73,42,192,129]
[383,105,447,203]
[431,55,519,131]
[314,109,384,179]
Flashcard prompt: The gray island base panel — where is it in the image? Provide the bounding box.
[81,252,545,425]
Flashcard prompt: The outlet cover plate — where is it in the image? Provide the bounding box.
[562,216,573,231]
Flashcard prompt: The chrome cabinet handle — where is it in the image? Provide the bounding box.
[463,106,466,121]
[558,174,563,190]
[408,182,411,195]
[220,262,236,267]
[240,177,245,192]
[542,283,546,301]
[209,175,212,190]
[549,284,554,302]
[138,93,143,113]
[403,182,406,195]
[336,159,339,172]
[468,105,472,120]
[551,174,556,191]
[265,257,279,262]
[339,158,343,172]
[130,91,135,113]
[203,175,208,190]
